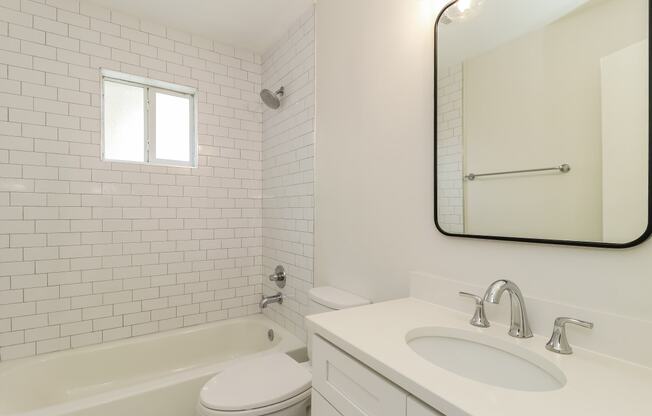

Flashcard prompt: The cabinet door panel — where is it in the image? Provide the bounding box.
[312,389,343,416]
[407,396,445,416]
[312,335,407,416]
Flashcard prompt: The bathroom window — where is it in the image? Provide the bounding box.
[101,70,197,167]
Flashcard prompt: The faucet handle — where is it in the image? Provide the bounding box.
[556,317,594,329]
[459,292,490,328]
[545,317,594,355]
[268,265,286,288]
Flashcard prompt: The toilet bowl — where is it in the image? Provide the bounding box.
[196,286,370,416]
[196,353,311,416]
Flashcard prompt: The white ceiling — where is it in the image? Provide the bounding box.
[88,0,314,53]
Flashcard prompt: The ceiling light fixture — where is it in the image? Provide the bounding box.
[442,0,484,23]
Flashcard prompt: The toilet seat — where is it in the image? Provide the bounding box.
[198,353,312,416]
[197,389,311,416]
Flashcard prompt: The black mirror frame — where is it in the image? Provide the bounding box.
[433,0,652,249]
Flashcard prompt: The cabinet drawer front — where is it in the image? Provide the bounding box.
[312,335,407,416]
[407,396,445,416]
[312,389,343,416]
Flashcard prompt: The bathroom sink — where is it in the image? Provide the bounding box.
[406,327,566,392]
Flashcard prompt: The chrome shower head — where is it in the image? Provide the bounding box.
[260,87,284,109]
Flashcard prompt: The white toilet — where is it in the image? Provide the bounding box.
[196,286,370,416]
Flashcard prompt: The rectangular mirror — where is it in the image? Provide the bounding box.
[435,0,651,248]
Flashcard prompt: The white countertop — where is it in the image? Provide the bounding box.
[306,298,652,416]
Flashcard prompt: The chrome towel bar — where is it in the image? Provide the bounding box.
[465,164,571,181]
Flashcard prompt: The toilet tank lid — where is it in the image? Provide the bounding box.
[309,286,370,310]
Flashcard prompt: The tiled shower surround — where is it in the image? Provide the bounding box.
[0,0,314,361]
[437,64,464,233]
[261,9,315,342]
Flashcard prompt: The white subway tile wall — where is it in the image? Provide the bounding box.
[261,8,315,342]
[437,64,464,233]
[0,0,266,361]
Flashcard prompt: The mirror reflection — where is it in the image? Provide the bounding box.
[436,0,650,245]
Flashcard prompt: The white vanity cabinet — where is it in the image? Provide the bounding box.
[311,335,445,416]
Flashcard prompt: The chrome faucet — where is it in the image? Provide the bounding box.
[483,280,533,338]
[259,292,283,309]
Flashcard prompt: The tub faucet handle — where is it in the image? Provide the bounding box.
[268,265,286,288]
[459,292,490,328]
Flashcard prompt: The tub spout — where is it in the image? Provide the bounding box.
[259,292,283,309]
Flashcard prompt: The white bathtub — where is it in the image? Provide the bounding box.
[0,315,305,416]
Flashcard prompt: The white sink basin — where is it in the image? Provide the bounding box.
[406,327,566,392]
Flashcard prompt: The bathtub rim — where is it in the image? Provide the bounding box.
[0,314,301,370]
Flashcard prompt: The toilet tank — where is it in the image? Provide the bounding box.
[308,286,371,314]
[306,287,370,359]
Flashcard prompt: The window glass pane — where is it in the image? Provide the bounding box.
[155,92,191,162]
[103,80,145,162]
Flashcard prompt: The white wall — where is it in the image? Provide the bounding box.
[0,0,265,361]
[261,7,315,342]
[315,0,652,365]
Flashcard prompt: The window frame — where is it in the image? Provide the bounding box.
[100,69,198,168]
